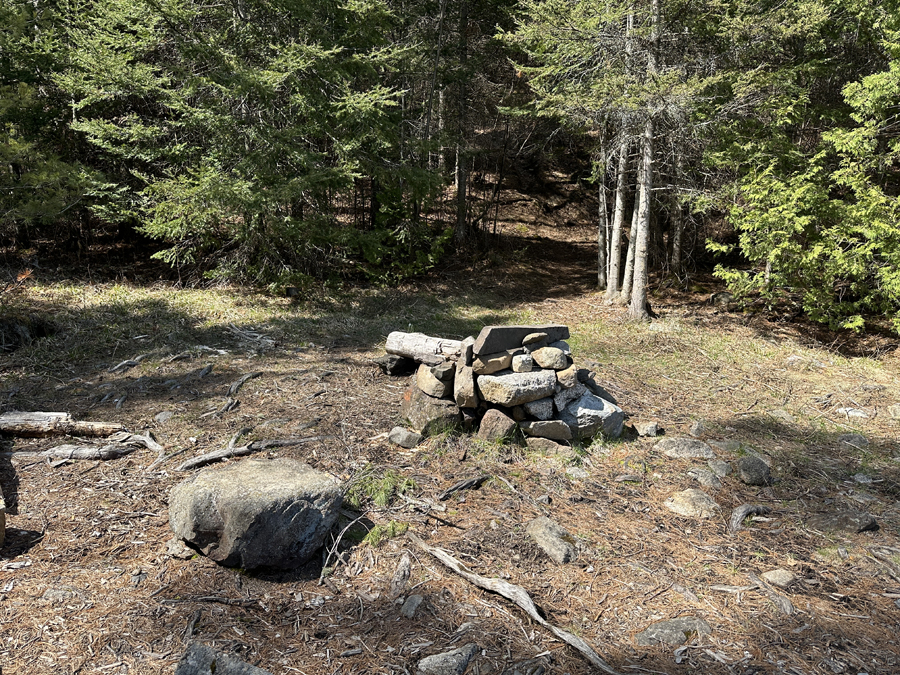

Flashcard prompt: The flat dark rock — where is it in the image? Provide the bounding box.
[473,325,569,356]
[176,642,273,675]
[807,510,878,533]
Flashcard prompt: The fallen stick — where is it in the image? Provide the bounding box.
[228,371,263,396]
[176,436,332,471]
[408,532,622,675]
[437,475,490,501]
[748,572,794,615]
[728,504,771,534]
[3,443,137,461]
[0,412,125,438]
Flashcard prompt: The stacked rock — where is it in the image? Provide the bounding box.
[385,324,624,444]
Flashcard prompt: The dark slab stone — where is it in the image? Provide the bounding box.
[807,510,878,533]
[473,325,569,356]
[176,642,273,675]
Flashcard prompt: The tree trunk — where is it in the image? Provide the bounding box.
[628,119,655,321]
[605,143,629,302]
[597,158,608,290]
[619,181,641,303]
[627,0,659,321]
[670,150,684,274]
[454,0,469,246]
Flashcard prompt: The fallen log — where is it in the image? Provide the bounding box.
[385,332,461,366]
[0,412,125,438]
[4,443,137,460]
[176,435,332,471]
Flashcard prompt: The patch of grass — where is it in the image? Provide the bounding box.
[345,466,417,509]
[362,520,409,547]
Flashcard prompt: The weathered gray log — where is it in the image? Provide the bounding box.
[385,332,462,365]
[4,443,137,460]
[0,412,125,438]
[0,482,5,548]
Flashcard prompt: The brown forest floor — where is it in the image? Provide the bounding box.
[3,175,900,675]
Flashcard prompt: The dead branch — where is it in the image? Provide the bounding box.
[176,435,332,471]
[0,412,125,438]
[748,572,794,615]
[728,504,771,534]
[408,532,623,675]
[227,371,263,396]
[436,475,490,501]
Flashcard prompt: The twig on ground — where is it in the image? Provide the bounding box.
[319,511,369,586]
[176,435,331,471]
[436,475,490,501]
[408,532,623,675]
[227,371,264,396]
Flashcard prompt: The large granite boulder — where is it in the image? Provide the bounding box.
[559,391,625,439]
[169,458,342,569]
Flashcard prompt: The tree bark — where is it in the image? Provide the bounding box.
[619,183,641,303]
[0,412,125,438]
[627,118,655,321]
[596,156,608,290]
[605,143,629,301]
[454,0,469,245]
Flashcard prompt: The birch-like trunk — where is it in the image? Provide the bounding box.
[605,143,629,301]
[597,159,608,290]
[627,116,655,321]
[619,181,641,302]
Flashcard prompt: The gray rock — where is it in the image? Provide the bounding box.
[807,510,878,533]
[389,426,423,449]
[689,420,708,437]
[664,489,719,519]
[522,397,554,420]
[154,410,174,425]
[553,381,586,412]
[521,332,548,346]
[477,370,557,407]
[889,405,900,420]
[417,363,454,398]
[373,354,417,376]
[548,340,571,354]
[454,363,479,408]
[519,420,573,441]
[707,459,732,477]
[710,291,734,308]
[418,643,480,675]
[476,409,517,442]
[656,437,715,459]
[633,420,660,437]
[525,437,567,453]
[511,354,533,373]
[401,380,461,435]
[634,617,711,646]
[836,407,869,419]
[576,369,618,404]
[165,537,195,559]
[566,466,589,480]
[531,347,568,370]
[761,569,796,588]
[525,516,576,563]
[687,468,722,489]
[559,391,625,439]
[175,642,274,675]
[768,409,795,423]
[555,364,578,389]
[168,458,342,569]
[460,336,475,367]
[401,594,424,618]
[838,433,869,448]
[473,325,569,355]
[42,588,77,603]
[472,350,514,375]
[737,455,771,486]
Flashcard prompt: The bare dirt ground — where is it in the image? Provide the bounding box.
[3,178,900,675]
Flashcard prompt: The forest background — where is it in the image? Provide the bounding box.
[2,0,900,332]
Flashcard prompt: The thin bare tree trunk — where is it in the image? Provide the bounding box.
[605,143,629,301]
[627,0,659,321]
[619,183,640,303]
[454,0,469,245]
[597,148,608,290]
